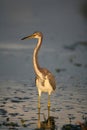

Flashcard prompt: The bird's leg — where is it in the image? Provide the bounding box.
[48,102,51,127]
[38,95,41,109]
[48,94,51,107]
[48,104,50,117]
[47,94,52,128]
[38,90,41,109]
[37,106,41,128]
[37,92,41,128]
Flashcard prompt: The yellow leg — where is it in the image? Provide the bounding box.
[48,105,50,117]
[48,105,51,128]
[37,107,41,128]
[38,95,41,109]
[48,94,51,107]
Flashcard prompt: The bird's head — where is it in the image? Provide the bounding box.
[21,31,43,40]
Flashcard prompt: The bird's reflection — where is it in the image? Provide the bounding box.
[37,106,56,130]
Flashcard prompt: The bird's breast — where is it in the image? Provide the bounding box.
[36,77,53,93]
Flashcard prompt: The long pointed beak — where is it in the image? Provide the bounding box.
[21,35,33,40]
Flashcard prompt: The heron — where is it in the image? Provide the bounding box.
[21,32,56,109]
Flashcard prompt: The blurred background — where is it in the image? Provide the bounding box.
[0,0,87,83]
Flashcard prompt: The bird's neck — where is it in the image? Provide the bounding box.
[33,37,43,78]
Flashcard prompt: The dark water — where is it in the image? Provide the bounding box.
[0,42,87,130]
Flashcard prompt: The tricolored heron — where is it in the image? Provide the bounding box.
[21,32,56,109]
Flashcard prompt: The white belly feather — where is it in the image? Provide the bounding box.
[36,78,53,95]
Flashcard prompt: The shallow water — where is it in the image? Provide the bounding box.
[0,42,87,130]
[0,80,87,130]
[0,43,87,129]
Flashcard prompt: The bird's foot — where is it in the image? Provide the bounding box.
[48,120,51,128]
